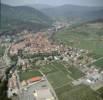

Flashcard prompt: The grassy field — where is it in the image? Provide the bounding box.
[40,64,57,74]
[54,23,103,58]
[19,70,42,81]
[92,58,103,69]
[97,87,103,99]
[68,66,85,79]
[40,62,102,100]
[47,71,71,89]
[40,63,72,88]
[40,62,72,89]
[40,61,84,88]
[56,85,103,100]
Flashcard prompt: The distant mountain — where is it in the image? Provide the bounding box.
[88,19,103,23]
[0,4,52,33]
[42,4,103,22]
[28,4,53,10]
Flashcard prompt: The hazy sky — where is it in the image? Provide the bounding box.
[1,0,103,6]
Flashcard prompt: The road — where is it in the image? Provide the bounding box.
[39,70,58,100]
[0,44,11,80]
[86,56,103,66]
[3,44,11,67]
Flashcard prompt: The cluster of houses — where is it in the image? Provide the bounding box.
[10,32,61,55]
[10,32,95,73]
[58,46,93,67]
[84,66,103,84]
[0,58,6,79]
[9,31,93,69]
[8,71,19,98]
[17,57,32,71]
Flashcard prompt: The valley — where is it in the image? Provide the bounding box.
[0,2,103,100]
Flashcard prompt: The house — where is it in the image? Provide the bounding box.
[27,77,42,84]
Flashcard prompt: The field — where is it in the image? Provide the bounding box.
[40,62,73,89]
[40,64,57,74]
[47,71,71,89]
[68,66,85,79]
[56,85,103,100]
[97,87,103,99]
[19,70,42,81]
[92,58,103,69]
[54,22,103,58]
[40,61,85,89]
[40,61,103,100]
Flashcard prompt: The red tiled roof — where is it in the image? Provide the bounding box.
[28,77,41,82]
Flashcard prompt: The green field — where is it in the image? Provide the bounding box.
[19,70,42,81]
[92,58,103,69]
[40,62,72,89]
[56,85,103,100]
[68,66,85,79]
[97,87,103,99]
[40,64,57,74]
[40,61,103,100]
[47,71,71,89]
[54,23,103,58]
[40,62,84,88]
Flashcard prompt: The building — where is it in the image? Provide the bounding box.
[8,73,19,98]
[10,32,60,55]
[27,77,42,84]
[21,77,42,86]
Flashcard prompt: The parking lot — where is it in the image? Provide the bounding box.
[19,77,57,100]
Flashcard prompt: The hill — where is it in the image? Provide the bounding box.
[0,4,52,33]
[28,4,53,10]
[42,4,103,22]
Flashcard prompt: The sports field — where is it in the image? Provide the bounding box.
[19,70,42,81]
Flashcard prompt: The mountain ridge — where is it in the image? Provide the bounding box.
[0,4,52,32]
[27,4,54,10]
[41,4,103,22]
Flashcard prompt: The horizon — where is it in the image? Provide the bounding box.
[1,0,103,7]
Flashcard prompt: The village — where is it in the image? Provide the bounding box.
[7,31,103,100]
